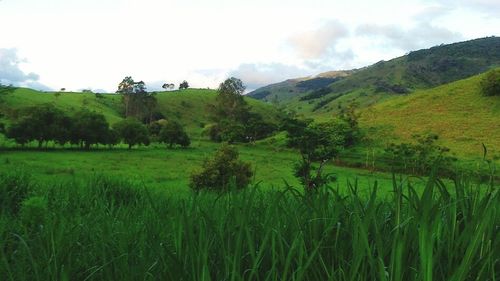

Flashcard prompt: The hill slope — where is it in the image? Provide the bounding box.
[359,71,500,158]
[249,37,500,114]
[0,88,280,136]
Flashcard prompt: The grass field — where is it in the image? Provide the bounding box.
[0,166,497,280]
[0,141,416,196]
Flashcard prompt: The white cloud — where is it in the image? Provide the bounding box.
[287,20,350,60]
[0,48,51,90]
[229,63,312,91]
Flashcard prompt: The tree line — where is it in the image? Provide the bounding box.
[4,104,190,150]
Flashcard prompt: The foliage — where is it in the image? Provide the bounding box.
[20,196,48,229]
[6,104,71,148]
[179,80,189,90]
[190,144,253,191]
[117,76,158,122]
[385,133,455,175]
[480,68,500,96]
[283,117,354,190]
[0,171,31,214]
[337,102,362,146]
[158,120,190,148]
[72,109,112,149]
[0,171,497,280]
[113,118,150,149]
[208,77,275,143]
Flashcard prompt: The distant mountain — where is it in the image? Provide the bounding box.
[247,70,353,102]
[248,37,500,112]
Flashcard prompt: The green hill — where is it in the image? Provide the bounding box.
[0,88,280,136]
[249,37,500,115]
[359,71,500,159]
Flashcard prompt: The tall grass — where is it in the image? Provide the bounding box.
[0,170,498,280]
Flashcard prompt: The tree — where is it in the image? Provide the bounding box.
[337,101,361,147]
[190,144,253,192]
[6,104,70,148]
[117,76,155,120]
[480,69,500,96]
[162,83,175,90]
[385,133,454,175]
[158,120,190,148]
[113,118,150,149]
[179,80,189,90]
[207,77,274,143]
[71,110,111,149]
[284,118,349,191]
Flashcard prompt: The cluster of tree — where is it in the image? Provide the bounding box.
[206,77,276,143]
[179,80,189,90]
[4,104,190,150]
[6,104,116,149]
[162,83,175,90]
[117,77,158,123]
[190,143,253,191]
[384,133,455,175]
[480,69,500,96]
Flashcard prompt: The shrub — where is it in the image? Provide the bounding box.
[190,144,253,192]
[480,69,500,96]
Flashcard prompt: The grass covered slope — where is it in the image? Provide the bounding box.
[0,88,280,135]
[0,88,123,124]
[360,72,500,158]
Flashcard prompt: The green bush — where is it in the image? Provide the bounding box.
[190,144,253,191]
[480,69,500,96]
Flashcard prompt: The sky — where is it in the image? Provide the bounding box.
[0,0,499,92]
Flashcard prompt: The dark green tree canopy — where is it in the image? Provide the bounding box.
[480,69,500,96]
[158,120,190,148]
[113,118,150,149]
[72,110,111,149]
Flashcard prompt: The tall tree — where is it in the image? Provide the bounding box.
[207,77,259,142]
[117,77,151,119]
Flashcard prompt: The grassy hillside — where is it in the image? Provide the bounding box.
[359,72,500,159]
[0,88,280,136]
[250,37,500,115]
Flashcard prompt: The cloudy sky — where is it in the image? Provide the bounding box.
[0,0,498,92]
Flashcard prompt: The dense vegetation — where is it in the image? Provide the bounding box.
[0,169,497,280]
